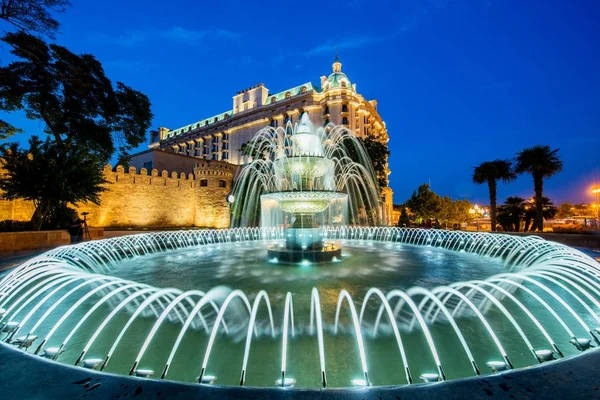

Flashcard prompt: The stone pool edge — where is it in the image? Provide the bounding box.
[1,341,599,399]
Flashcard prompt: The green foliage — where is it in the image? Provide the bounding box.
[0,0,70,37]
[405,184,441,221]
[496,196,557,232]
[496,196,525,232]
[0,119,23,140]
[0,219,33,232]
[239,136,272,160]
[556,202,574,219]
[0,31,152,230]
[552,224,592,234]
[515,145,563,232]
[472,159,516,232]
[0,31,153,164]
[398,205,410,227]
[0,136,108,230]
[342,134,390,188]
[404,184,473,226]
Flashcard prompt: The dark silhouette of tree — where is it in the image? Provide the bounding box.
[0,137,107,229]
[398,205,410,227]
[0,32,153,229]
[342,134,390,188]
[472,159,516,232]
[523,196,557,232]
[515,146,563,232]
[0,32,153,163]
[0,0,70,38]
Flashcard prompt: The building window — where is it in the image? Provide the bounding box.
[342,104,348,112]
[364,116,367,124]
[223,133,229,140]
[223,143,229,150]
[300,86,307,93]
[284,115,290,124]
[342,117,348,125]
[223,151,229,160]
[323,106,329,115]
[200,179,208,187]
[218,180,226,188]
[212,145,218,152]
[212,136,218,143]
[143,161,152,171]
[285,91,291,99]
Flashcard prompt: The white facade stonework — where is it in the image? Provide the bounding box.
[147,57,394,224]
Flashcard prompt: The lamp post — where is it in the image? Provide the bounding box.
[592,187,600,219]
[226,194,235,227]
[469,205,481,231]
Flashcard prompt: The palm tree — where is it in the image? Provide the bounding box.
[504,196,526,232]
[472,160,517,232]
[515,146,563,232]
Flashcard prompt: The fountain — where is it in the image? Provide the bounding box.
[230,113,382,263]
[1,122,600,393]
[1,228,600,391]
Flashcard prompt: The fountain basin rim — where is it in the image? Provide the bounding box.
[261,190,348,200]
[2,342,600,397]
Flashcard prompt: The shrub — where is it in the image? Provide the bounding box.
[0,220,34,232]
[552,224,592,234]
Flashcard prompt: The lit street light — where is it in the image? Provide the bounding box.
[592,187,600,219]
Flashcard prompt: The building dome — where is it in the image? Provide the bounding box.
[322,55,352,90]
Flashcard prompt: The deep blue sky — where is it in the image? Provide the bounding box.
[1,0,599,205]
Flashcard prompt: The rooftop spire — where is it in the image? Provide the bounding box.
[332,48,342,73]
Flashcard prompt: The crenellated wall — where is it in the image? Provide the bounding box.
[0,161,235,229]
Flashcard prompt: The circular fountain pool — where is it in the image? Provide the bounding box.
[0,227,599,390]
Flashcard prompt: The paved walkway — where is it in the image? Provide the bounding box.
[1,342,600,399]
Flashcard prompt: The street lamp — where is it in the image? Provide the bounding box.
[469,205,481,231]
[226,194,235,227]
[592,187,600,219]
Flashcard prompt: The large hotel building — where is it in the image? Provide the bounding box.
[132,56,394,224]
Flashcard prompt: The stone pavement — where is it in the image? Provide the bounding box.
[1,342,600,399]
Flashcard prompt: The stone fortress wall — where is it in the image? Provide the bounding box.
[0,161,235,229]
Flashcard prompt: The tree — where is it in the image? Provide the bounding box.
[342,134,390,188]
[239,136,273,160]
[0,32,153,229]
[503,196,525,232]
[472,159,516,232]
[0,136,107,229]
[556,202,574,219]
[515,145,563,232]
[523,196,557,232]
[0,0,70,38]
[0,31,153,164]
[398,205,410,227]
[404,183,441,222]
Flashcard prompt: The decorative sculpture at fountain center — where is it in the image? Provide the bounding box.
[230,112,383,263]
[262,117,347,262]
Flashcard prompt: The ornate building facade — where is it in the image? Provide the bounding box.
[138,57,394,224]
